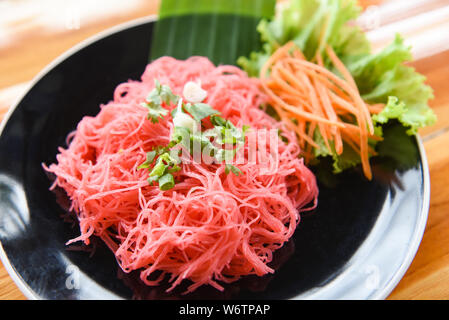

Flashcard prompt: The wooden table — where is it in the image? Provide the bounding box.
[1,0,449,300]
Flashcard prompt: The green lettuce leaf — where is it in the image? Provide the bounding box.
[238,0,369,76]
[347,35,436,134]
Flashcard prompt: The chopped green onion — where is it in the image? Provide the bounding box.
[158,173,175,190]
[225,164,242,176]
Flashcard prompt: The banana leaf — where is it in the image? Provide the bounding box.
[150,0,276,65]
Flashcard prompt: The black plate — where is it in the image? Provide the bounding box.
[0,17,429,300]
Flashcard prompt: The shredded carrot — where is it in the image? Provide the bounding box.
[259,42,384,180]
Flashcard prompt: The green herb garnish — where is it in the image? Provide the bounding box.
[138,83,249,190]
[146,152,180,186]
[141,79,179,123]
[184,103,220,122]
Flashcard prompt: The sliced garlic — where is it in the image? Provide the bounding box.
[172,98,197,132]
[183,81,207,104]
[173,112,197,132]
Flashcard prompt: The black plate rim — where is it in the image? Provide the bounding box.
[0,15,430,300]
[368,135,430,299]
[0,15,157,300]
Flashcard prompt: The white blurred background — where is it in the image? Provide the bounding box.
[1,0,449,118]
[0,0,153,48]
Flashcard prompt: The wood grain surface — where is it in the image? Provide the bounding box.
[0,0,448,300]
